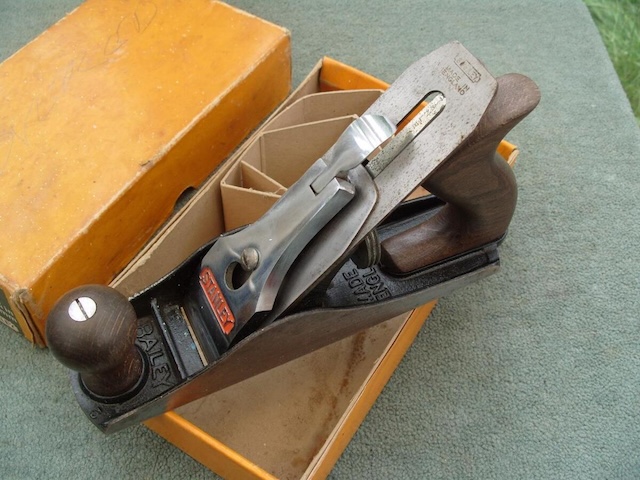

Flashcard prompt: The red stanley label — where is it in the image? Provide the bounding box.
[199,267,235,335]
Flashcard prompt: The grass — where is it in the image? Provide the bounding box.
[584,0,640,123]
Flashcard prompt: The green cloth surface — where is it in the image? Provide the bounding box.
[1,1,639,478]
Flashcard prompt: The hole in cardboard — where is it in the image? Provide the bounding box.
[173,186,197,214]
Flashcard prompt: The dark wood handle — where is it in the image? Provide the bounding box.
[380,73,540,274]
[46,285,144,399]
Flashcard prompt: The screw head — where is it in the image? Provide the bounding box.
[240,247,260,271]
[68,297,97,322]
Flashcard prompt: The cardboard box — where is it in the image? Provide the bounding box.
[0,0,291,345]
[113,58,519,479]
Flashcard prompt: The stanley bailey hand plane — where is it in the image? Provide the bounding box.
[45,42,540,434]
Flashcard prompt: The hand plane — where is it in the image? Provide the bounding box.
[45,42,540,434]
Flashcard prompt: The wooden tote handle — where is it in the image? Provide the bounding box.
[380,73,540,274]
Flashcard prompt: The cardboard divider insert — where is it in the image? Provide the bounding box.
[263,89,382,133]
[220,115,360,230]
[220,162,284,232]
[219,88,386,233]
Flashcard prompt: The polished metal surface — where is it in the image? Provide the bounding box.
[310,114,395,193]
[366,93,446,178]
[266,165,379,322]
[355,41,496,246]
[266,42,497,318]
[201,115,395,335]
[205,42,496,338]
[202,160,354,331]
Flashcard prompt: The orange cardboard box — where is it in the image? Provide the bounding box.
[0,0,291,345]
[113,58,519,479]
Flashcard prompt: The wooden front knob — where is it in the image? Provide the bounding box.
[46,285,144,399]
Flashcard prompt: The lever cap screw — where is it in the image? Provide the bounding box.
[240,247,260,271]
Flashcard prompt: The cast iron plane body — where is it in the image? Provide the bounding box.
[45,42,540,433]
[73,197,500,432]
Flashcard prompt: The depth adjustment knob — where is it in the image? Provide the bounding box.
[46,285,145,400]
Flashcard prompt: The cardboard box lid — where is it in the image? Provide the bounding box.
[0,0,290,343]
